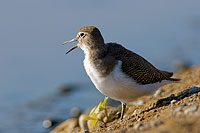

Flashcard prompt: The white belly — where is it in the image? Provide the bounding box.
[84,58,171,103]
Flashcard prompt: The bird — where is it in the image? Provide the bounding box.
[63,26,180,119]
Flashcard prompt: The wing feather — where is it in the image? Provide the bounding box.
[107,43,179,85]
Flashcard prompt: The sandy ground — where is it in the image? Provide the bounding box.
[52,65,200,133]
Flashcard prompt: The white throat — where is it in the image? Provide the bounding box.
[80,44,90,56]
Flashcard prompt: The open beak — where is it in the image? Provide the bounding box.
[62,38,77,45]
[62,38,78,54]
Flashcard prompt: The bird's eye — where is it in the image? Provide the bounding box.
[79,33,85,38]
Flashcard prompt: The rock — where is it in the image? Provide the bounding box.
[87,119,94,131]
[103,116,108,123]
[154,89,164,97]
[79,114,89,131]
[184,105,198,114]
[42,119,60,129]
[96,110,105,121]
[151,119,163,127]
[51,118,78,133]
[154,115,159,118]
[43,119,53,128]
[135,100,145,105]
[171,100,177,104]
[133,123,143,130]
[168,94,175,100]
[188,86,200,95]
[183,103,187,106]
[57,85,76,95]
[132,109,142,116]
[70,107,81,118]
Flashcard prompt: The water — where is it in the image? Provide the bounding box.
[0,0,200,132]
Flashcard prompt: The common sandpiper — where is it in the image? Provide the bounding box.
[63,26,180,119]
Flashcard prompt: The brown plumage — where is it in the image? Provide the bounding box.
[63,25,180,119]
[107,42,180,85]
[65,26,180,85]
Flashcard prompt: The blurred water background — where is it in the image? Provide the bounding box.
[0,0,200,132]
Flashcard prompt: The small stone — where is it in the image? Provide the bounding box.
[103,116,108,123]
[140,123,151,131]
[151,120,163,127]
[79,114,88,131]
[43,119,53,128]
[154,114,159,118]
[162,100,170,105]
[188,86,200,95]
[137,117,143,121]
[171,100,177,104]
[57,85,75,95]
[133,123,143,130]
[184,105,198,114]
[51,118,78,133]
[133,100,145,106]
[96,111,105,120]
[168,94,175,100]
[70,107,81,118]
[132,109,142,116]
[154,89,164,97]
[183,103,187,106]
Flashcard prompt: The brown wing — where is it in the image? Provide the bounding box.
[107,43,179,85]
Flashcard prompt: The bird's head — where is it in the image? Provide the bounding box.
[63,26,104,54]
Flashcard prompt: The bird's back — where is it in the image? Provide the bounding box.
[106,42,180,85]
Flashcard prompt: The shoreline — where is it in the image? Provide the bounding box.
[52,65,200,133]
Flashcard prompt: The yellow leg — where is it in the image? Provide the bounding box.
[121,102,126,120]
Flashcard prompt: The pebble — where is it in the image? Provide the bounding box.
[137,117,143,121]
[132,109,142,116]
[133,123,143,130]
[171,100,177,104]
[168,94,175,100]
[70,107,81,118]
[96,111,105,121]
[42,119,53,128]
[151,120,163,127]
[188,86,200,95]
[183,103,187,106]
[51,118,78,133]
[79,114,88,131]
[184,105,198,114]
[154,114,159,118]
[133,100,145,106]
[57,85,75,95]
[154,89,164,97]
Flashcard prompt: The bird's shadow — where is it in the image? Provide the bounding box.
[142,86,200,113]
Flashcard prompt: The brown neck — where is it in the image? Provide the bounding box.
[87,43,108,59]
[84,43,117,77]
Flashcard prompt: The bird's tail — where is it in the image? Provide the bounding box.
[160,70,181,82]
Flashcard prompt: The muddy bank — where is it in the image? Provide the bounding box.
[52,65,200,133]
